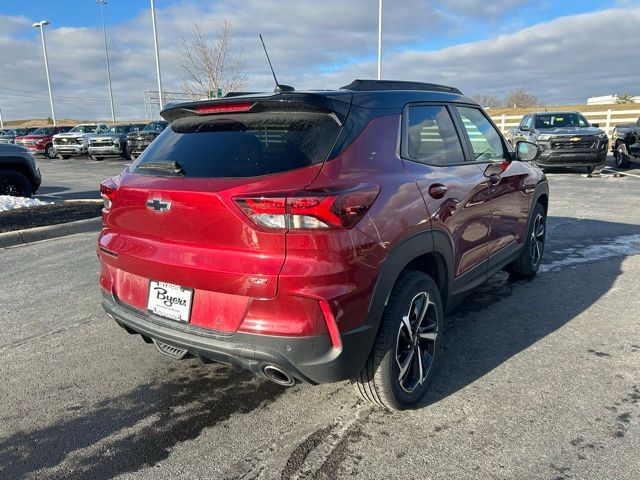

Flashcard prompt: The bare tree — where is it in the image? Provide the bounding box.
[472,94,501,109]
[615,93,636,104]
[504,87,539,109]
[176,20,247,99]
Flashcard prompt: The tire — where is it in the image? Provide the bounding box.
[506,202,546,278]
[44,144,56,159]
[586,166,596,174]
[352,271,443,410]
[0,170,33,197]
[614,142,631,169]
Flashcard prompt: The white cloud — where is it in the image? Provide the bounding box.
[1,3,639,121]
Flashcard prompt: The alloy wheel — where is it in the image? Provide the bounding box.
[529,212,545,268]
[395,292,438,393]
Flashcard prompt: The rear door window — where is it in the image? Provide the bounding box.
[131,111,341,178]
[405,105,465,165]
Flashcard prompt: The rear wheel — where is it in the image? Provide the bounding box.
[506,202,546,278]
[614,142,631,169]
[352,271,443,410]
[44,144,56,159]
[0,170,32,197]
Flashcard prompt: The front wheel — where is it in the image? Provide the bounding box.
[506,202,546,278]
[45,144,56,159]
[352,271,443,410]
[0,170,33,197]
[614,142,631,169]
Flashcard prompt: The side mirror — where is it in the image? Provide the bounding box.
[515,140,542,162]
[591,123,600,128]
[520,125,530,131]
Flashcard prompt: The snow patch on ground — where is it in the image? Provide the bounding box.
[0,195,51,212]
[540,234,640,272]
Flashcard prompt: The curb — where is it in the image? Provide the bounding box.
[0,217,102,248]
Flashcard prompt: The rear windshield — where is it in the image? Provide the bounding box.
[130,111,341,178]
[32,127,55,135]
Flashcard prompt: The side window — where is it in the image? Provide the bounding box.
[406,105,464,165]
[456,106,507,162]
[524,115,534,129]
[520,115,529,129]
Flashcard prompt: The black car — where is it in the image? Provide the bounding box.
[88,123,147,161]
[0,143,41,196]
[0,128,38,145]
[506,111,608,173]
[125,121,168,159]
[611,116,640,169]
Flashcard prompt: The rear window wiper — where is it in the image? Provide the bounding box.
[136,161,185,175]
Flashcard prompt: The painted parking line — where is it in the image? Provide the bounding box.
[603,167,640,180]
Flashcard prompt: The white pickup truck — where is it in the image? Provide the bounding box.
[53,123,108,158]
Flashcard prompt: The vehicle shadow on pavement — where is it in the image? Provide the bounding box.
[421,217,640,408]
[0,361,287,479]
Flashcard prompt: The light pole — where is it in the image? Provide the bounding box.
[377,0,382,80]
[33,20,57,126]
[97,0,116,122]
[0,106,4,129]
[150,0,164,112]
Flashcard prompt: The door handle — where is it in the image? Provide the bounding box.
[428,183,448,199]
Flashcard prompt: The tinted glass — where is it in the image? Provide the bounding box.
[70,125,97,133]
[406,105,464,165]
[107,125,131,134]
[142,121,167,132]
[457,106,506,161]
[131,112,341,178]
[534,113,589,129]
[32,127,55,135]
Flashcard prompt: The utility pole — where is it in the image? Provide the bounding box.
[377,0,382,80]
[33,20,57,126]
[97,0,116,122]
[150,0,164,112]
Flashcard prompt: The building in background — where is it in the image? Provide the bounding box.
[587,95,640,105]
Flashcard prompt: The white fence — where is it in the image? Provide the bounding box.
[490,109,640,136]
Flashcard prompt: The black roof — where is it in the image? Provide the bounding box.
[161,79,477,121]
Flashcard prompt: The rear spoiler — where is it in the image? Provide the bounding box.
[160,92,353,124]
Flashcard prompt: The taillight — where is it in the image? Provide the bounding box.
[234,185,379,230]
[100,177,118,210]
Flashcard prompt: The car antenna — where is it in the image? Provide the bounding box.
[259,34,294,93]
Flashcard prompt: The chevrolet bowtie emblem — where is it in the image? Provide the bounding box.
[146,198,171,212]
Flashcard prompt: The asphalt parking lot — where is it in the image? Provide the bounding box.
[1,157,640,479]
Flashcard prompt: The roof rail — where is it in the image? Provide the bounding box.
[340,79,462,95]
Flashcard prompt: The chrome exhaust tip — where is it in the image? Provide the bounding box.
[262,365,295,387]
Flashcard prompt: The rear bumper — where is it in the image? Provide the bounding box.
[102,291,373,384]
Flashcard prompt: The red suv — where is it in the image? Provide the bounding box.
[99,80,548,410]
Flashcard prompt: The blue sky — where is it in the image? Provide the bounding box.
[2,0,640,120]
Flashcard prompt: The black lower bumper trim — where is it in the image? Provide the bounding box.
[101,291,373,384]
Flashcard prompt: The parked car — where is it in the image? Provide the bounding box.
[88,123,146,161]
[0,143,41,196]
[53,123,108,158]
[611,116,640,168]
[506,111,608,173]
[15,126,73,158]
[125,121,168,159]
[98,79,548,410]
[0,127,38,145]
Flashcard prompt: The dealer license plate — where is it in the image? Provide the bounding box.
[147,281,193,322]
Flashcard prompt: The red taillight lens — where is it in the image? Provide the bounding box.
[195,102,254,115]
[233,185,379,230]
[100,177,118,210]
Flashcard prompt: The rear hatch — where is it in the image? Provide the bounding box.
[99,94,350,326]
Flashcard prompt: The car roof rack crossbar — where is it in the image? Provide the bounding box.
[340,79,462,95]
